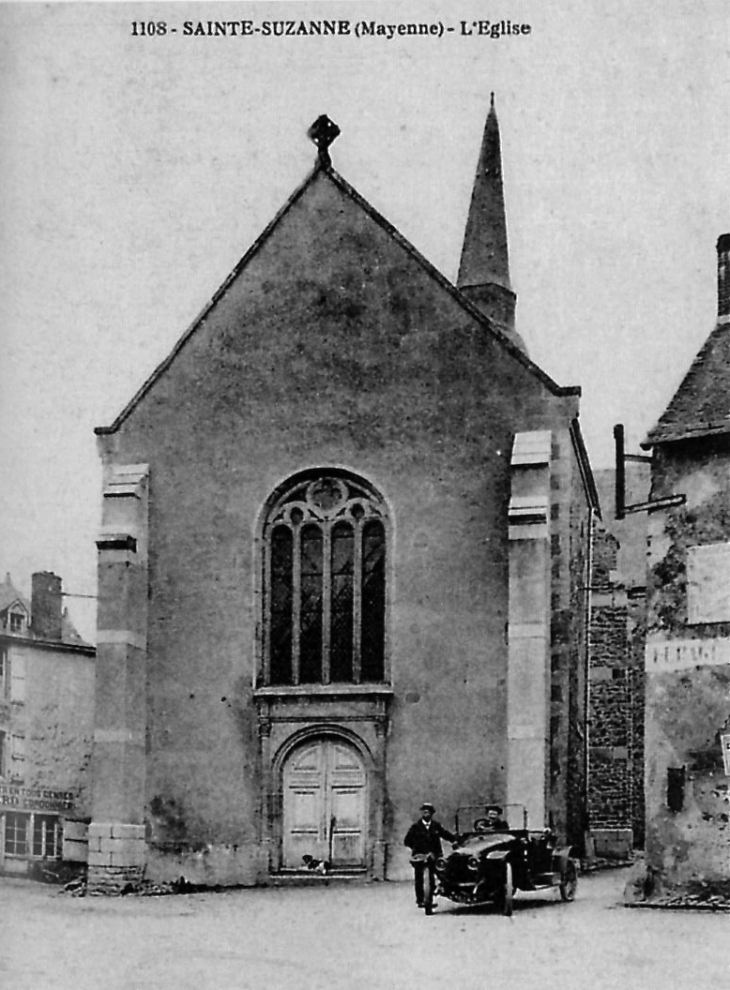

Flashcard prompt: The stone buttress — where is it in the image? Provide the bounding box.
[87,463,149,893]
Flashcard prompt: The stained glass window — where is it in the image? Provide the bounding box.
[264,473,387,686]
[299,525,324,683]
[270,526,293,685]
[361,521,386,681]
[330,522,354,682]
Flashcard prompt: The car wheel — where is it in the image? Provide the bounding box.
[423,863,434,916]
[501,862,513,917]
[559,859,578,902]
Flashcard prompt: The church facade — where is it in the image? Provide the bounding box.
[88,106,598,891]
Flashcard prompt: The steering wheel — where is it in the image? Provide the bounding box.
[473,818,491,833]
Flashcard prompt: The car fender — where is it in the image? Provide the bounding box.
[551,846,575,869]
[485,849,510,862]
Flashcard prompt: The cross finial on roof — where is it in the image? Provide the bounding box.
[308,114,340,167]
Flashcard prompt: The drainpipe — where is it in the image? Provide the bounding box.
[583,505,595,859]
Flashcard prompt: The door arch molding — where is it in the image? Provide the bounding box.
[272,724,375,778]
[271,727,375,873]
[258,710,390,879]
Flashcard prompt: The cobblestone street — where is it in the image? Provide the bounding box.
[3,868,728,990]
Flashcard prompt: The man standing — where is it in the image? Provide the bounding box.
[404,802,457,908]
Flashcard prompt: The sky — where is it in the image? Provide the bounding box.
[0,0,728,641]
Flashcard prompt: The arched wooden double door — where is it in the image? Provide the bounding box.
[282,737,368,870]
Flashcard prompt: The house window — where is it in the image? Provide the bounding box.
[9,612,23,633]
[0,730,5,777]
[2,812,61,859]
[32,815,61,859]
[4,812,28,856]
[263,472,388,686]
[0,647,6,698]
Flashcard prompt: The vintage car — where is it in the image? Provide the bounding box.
[432,804,579,916]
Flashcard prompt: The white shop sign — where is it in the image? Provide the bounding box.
[645,637,730,673]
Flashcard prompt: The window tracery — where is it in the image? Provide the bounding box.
[262,473,387,686]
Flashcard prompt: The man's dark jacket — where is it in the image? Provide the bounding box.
[404,819,456,858]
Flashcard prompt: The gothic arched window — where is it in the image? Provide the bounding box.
[262,473,388,686]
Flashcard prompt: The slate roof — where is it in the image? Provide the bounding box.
[644,320,730,446]
[0,573,29,615]
[61,609,89,647]
[0,573,91,648]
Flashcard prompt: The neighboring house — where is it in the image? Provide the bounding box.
[589,461,650,859]
[88,103,599,893]
[635,233,730,900]
[0,572,95,875]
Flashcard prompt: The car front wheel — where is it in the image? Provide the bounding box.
[559,859,578,902]
[423,863,434,915]
[500,862,513,917]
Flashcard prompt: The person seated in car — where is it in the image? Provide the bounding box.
[474,806,509,832]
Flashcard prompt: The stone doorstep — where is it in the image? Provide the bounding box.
[270,870,369,886]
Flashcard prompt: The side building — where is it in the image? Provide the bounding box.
[0,572,95,876]
[88,106,598,892]
[589,461,649,861]
[634,233,730,901]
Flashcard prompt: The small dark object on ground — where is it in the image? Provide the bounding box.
[302,855,331,874]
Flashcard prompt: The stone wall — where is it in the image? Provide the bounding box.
[641,436,730,896]
[553,428,592,849]
[588,465,649,853]
[11,641,95,809]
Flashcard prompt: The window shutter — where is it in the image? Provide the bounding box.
[11,733,26,761]
[10,733,25,781]
[10,653,26,704]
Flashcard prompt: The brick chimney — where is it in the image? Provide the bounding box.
[31,571,63,641]
[719,233,730,323]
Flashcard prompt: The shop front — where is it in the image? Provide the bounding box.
[0,784,76,875]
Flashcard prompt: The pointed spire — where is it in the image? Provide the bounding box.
[457,94,525,351]
[458,93,511,292]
